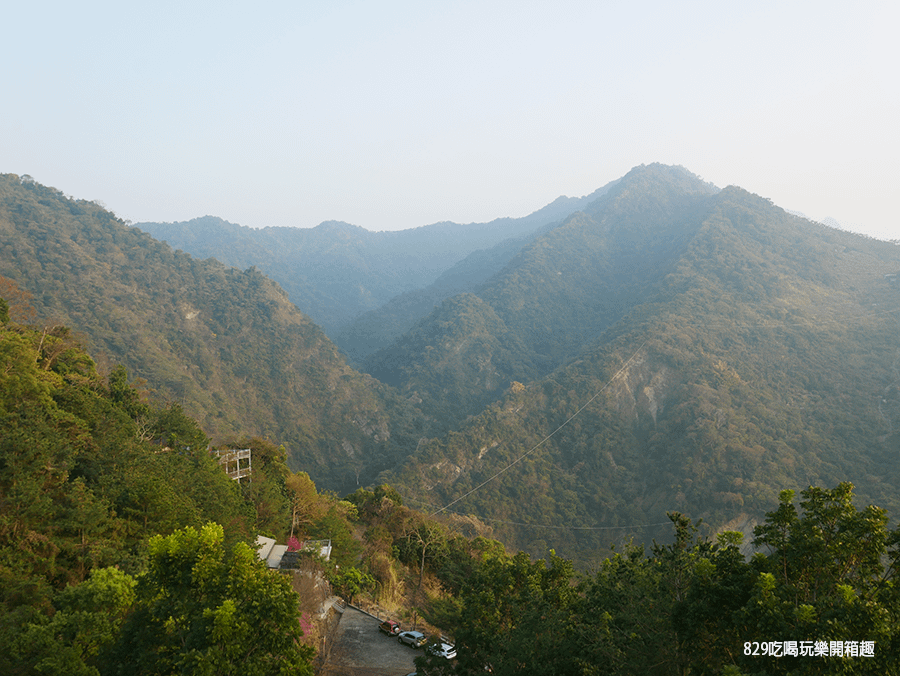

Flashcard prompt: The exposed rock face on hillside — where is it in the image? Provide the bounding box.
[610,355,673,426]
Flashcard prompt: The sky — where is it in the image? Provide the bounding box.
[2,1,897,240]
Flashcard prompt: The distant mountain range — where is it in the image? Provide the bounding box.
[134,182,614,339]
[4,165,899,566]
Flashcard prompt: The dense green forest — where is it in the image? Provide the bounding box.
[412,483,900,675]
[5,165,900,577]
[0,303,435,674]
[0,304,320,674]
[0,174,426,494]
[4,293,900,674]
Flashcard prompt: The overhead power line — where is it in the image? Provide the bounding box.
[429,341,647,518]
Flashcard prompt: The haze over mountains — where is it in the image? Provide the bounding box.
[3,164,899,565]
[136,183,614,339]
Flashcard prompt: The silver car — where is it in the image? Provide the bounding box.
[398,631,427,648]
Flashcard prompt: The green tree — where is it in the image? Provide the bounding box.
[11,567,135,676]
[575,542,676,675]
[308,502,361,570]
[106,365,149,422]
[735,483,897,674]
[451,550,577,675]
[328,566,375,604]
[673,532,756,675]
[109,522,314,676]
[285,471,321,539]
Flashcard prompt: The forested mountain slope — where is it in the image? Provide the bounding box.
[0,310,319,673]
[6,164,899,571]
[334,225,551,364]
[0,174,422,494]
[364,164,719,424]
[380,169,900,565]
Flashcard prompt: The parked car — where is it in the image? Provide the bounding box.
[379,620,401,636]
[398,630,427,648]
[426,641,457,660]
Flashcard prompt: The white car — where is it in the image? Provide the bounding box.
[427,641,457,660]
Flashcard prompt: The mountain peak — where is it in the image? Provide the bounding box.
[314,220,367,233]
[618,163,719,193]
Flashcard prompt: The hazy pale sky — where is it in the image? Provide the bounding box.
[2,1,897,240]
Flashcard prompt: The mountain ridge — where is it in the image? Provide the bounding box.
[133,179,620,336]
[375,173,900,563]
[361,164,720,423]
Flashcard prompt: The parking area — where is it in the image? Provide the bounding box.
[319,606,420,676]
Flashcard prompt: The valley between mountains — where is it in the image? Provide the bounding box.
[3,163,899,566]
